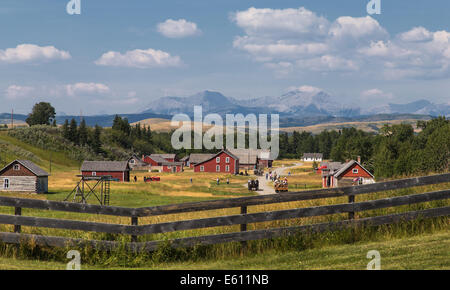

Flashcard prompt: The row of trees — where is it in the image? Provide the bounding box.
[61,119,103,154]
[279,117,449,177]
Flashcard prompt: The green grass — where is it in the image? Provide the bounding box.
[0,229,448,270]
[0,133,448,269]
[0,131,78,171]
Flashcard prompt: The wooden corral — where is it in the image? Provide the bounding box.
[0,173,448,252]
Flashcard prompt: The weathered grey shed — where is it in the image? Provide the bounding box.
[0,160,49,193]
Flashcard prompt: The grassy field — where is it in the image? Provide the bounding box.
[129,118,430,134]
[0,229,448,270]
[0,132,448,270]
[281,119,426,134]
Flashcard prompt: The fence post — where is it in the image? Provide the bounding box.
[348,195,355,220]
[131,216,138,243]
[14,207,21,233]
[240,206,247,250]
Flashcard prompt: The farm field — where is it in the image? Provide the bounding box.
[281,119,427,134]
[0,132,448,270]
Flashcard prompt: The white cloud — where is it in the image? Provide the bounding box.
[398,27,433,42]
[232,7,329,39]
[95,48,182,68]
[328,16,387,41]
[5,85,35,99]
[232,6,450,79]
[296,55,359,72]
[287,85,323,94]
[0,44,70,63]
[66,83,111,97]
[157,19,201,38]
[361,89,394,99]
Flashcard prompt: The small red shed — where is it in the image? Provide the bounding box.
[81,161,130,182]
[194,150,239,174]
[322,160,374,188]
[161,162,184,173]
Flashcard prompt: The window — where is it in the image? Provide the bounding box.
[3,178,9,189]
[216,165,220,172]
[13,164,20,171]
[92,172,96,176]
[216,157,220,163]
[226,157,230,163]
[200,166,204,172]
[130,159,135,164]
[352,168,359,174]
[225,165,230,172]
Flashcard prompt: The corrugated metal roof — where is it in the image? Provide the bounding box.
[81,161,129,172]
[188,153,215,164]
[227,149,273,164]
[150,154,176,160]
[0,160,49,177]
[19,160,49,176]
[146,155,168,163]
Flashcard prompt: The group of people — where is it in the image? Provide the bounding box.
[216,177,230,185]
[274,176,288,186]
[266,171,279,181]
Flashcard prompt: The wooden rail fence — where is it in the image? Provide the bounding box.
[0,173,448,252]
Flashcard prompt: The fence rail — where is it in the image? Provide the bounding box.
[0,173,448,252]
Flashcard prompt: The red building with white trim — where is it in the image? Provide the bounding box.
[161,162,184,173]
[81,161,130,182]
[194,150,239,174]
[322,160,374,188]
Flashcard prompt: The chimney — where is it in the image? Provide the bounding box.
[357,156,361,163]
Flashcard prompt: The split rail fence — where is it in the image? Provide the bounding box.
[0,173,449,252]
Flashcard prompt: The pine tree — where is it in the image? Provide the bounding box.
[91,125,102,154]
[78,119,88,145]
[68,118,79,144]
[62,119,70,140]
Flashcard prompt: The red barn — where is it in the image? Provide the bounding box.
[161,162,184,173]
[187,153,214,168]
[142,155,166,166]
[150,154,176,162]
[194,150,239,174]
[322,160,374,188]
[81,161,130,182]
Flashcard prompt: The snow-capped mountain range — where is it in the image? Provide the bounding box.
[141,89,449,118]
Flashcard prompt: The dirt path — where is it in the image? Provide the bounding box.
[245,163,303,195]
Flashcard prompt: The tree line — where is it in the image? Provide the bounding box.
[279,117,449,178]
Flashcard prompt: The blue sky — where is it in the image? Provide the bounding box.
[1,0,450,115]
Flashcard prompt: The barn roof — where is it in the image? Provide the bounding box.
[81,161,130,172]
[0,160,49,177]
[150,153,176,160]
[145,155,167,163]
[302,153,323,159]
[188,153,215,164]
[180,155,189,162]
[227,149,273,164]
[333,160,374,178]
[161,161,184,166]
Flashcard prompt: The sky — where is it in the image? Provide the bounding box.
[1,0,450,115]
